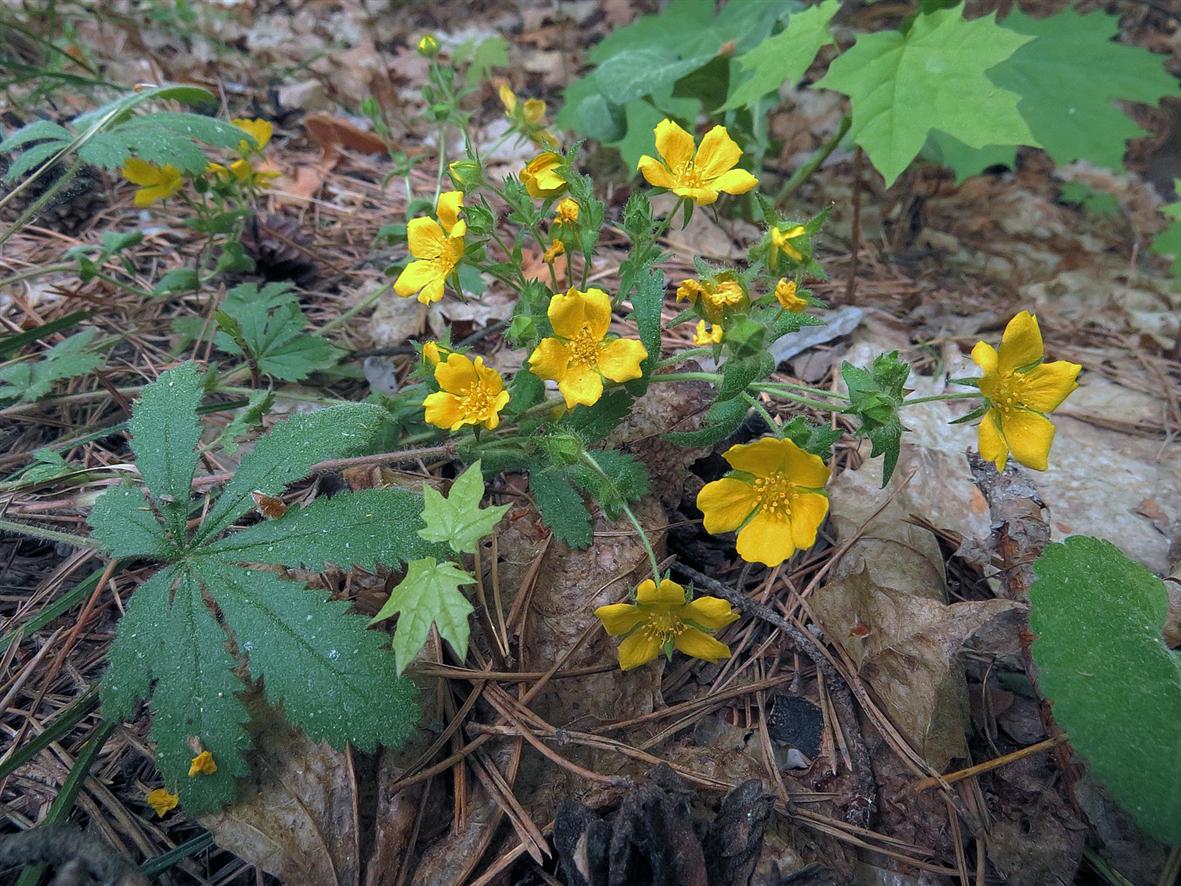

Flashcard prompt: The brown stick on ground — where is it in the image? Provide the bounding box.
[672,563,878,828]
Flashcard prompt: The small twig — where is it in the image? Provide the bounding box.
[844,147,863,304]
[776,115,851,206]
[912,734,1069,791]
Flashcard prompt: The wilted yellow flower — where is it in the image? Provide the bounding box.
[676,275,747,322]
[395,191,466,304]
[555,197,580,225]
[520,151,566,198]
[774,279,808,312]
[693,320,723,345]
[122,158,183,207]
[770,224,807,266]
[543,239,565,264]
[696,437,830,567]
[188,750,217,777]
[637,119,758,206]
[417,34,439,56]
[528,287,648,408]
[971,311,1081,471]
[146,788,179,817]
[423,352,510,431]
[595,578,738,671]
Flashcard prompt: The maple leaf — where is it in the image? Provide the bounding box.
[418,460,510,555]
[371,558,475,674]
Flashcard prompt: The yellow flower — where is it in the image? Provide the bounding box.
[971,311,1081,471]
[774,279,808,312]
[770,224,807,266]
[231,117,273,154]
[422,341,447,366]
[543,239,565,263]
[595,578,738,671]
[675,275,747,323]
[417,34,439,56]
[520,152,566,198]
[395,191,466,304]
[697,437,830,567]
[637,119,758,206]
[188,750,217,777]
[146,788,179,817]
[693,320,723,345]
[499,84,551,141]
[423,352,510,431]
[555,197,580,225]
[528,287,648,408]
[122,158,183,207]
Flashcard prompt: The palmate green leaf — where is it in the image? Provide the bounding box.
[719,0,839,112]
[87,485,175,560]
[842,351,910,485]
[991,10,1177,171]
[1029,537,1181,844]
[418,461,509,555]
[529,470,593,549]
[568,450,649,522]
[79,113,253,174]
[627,267,665,381]
[372,558,476,675]
[816,4,1035,187]
[0,119,72,154]
[101,566,176,721]
[203,488,436,571]
[193,560,418,751]
[0,329,104,405]
[665,396,749,447]
[215,282,342,382]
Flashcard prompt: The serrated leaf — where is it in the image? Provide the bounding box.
[79,113,253,174]
[816,4,1035,186]
[560,389,635,441]
[87,485,175,559]
[4,140,70,182]
[842,351,909,485]
[665,396,749,447]
[628,267,665,380]
[194,560,418,752]
[216,282,342,382]
[418,461,509,555]
[992,10,1177,171]
[568,450,649,521]
[0,119,71,153]
[717,353,774,402]
[530,470,593,548]
[372,558,475,675]
[215,389,274,455]
[0,328,104,405]
[152,267,199,295]
[204,488,436,571]
[101,565,175,721]
[1029,537,1181,844]
[720,0,839,111]
[781,416,843,458]
[194,403,388,544]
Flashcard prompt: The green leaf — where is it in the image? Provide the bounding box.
[720,0,839,112]
[87,485,175,560]
[0,119,72,154]
[594,48,713,106]
[1151,219,1181,281]
[568,450,650,521]
[627,267,665,380]
[152,268,199,296]
[842,351,910,485]
[0,310,92,359]
[371,558,476,674]
[717,353,774,402]
[215,389,274,455]
[921,130,1017,183]
[193,559,418,751]
[101,566,176,721]
[0,329,103,405]
[1029,537,1181,844]
[816,4,1035,186]
[5,140,69,182]
[79,113,252,174]
[1059,181,1121,219]
[665,396,749,447]
[781,416,843,459]
[529,470,593,548]
[215,282,342,382]
[992,10,1177,171]
[560,389,635,441]
[204,488,436,571]
[418,461,509,555]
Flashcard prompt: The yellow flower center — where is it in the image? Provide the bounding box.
[461,382,493,419]
[992,372,1029,412]
[568,327,602,368]
[640,610,686,645]
[705,281,744,309]
[752,472,795,521]
[673,160,706,189]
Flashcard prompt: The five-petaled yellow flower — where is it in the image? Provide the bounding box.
[971,311,1081,471]
[595,578,738,671]
[122,158,183,207]
[637,119,758,206]
[395,191,466,304]
[555,198,580,225]
[528,287,648,408]
[521,152,566,198]
[697,437,830,567]
[676,276,747,323]
[188,750,217,777]
[770,224,808,267]
[424,352,510,431]
[146,788,179,817]
[693,320,723,346]
[774,279,808,312]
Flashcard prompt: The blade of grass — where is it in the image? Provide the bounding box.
[0,686,100,781]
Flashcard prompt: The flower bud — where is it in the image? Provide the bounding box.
[448,158,483,192]
[417,34,439,56]
[543,433,583,466]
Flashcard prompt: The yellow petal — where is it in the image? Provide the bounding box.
[521,152,566,198]
[653,118,695,169]
[637,154,676,189]
[122,157,160,186]
[394,260,441,298]
[407,217,447,260]
[736,512,796,567]
[434,352,478,393]
[997,311,1044,375]
[146,788,179,817]
[548,287,612,340]
[695,125,743,179]
[782,442,830,489]
[484,390,511,430]
[977,409,1009,471]
[558,363,603,408]
[618,631,663,670]
[696,477,758,534]
[637,578,686,606]
[595,602,646,636]
[499,83,517,113]
[971,340,999,376]
[436,190,464,232]
[417,276,446,305]
[674,627,732,663]
[789,490,829,551]
[672,185,719,206]
[597,338,647,383]
[722,436,793,476]
[1018,360,1081,413]
[523,98,546,125]
[231,117,272,152]
[133,186,165,207]
[528,336,571,381]
[472,355,505,394]
[678,596,738,631]
[1002,408,1055,471]
[188,750,217,777]
[423,391,466,430]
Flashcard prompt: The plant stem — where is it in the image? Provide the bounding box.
[776,115,851,206]
[650,371,847,413]
[654,347,713,369]
[580,451,661,583]
[320,281,390,333]
[899,391,982,407]
[0,262,73,289]
[0,517,99,549]
[743,392,781,435]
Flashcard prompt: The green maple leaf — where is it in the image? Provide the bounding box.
[418,460,510,555]
[816,4,1036,186]
[371,558,475,674]
[991,10,1177,171]
[719,0,839,112]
